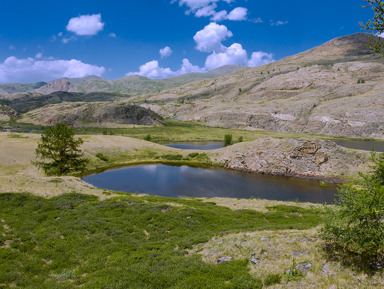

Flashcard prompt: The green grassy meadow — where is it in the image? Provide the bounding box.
[0,193,322,288]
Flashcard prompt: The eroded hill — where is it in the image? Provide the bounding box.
[140,33,384,138]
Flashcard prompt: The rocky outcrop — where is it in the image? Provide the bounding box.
[35,79,76,94]
[22,102,163,127]
[212,137,370,181]
[0,105,20,121]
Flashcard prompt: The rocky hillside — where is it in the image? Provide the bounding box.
[22,103,163,127]
[1,91,126,113]
[142,33,384,139]
[0,82,46,95]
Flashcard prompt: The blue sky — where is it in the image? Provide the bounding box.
[0,0,374,83]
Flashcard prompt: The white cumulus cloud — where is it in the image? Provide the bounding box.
[0,56,105,83]
[205,43,248,70]
[193,22,233,52]
[227,7,248,21]
[126,60,176,79]
[159,46,173,58]
[247,51,275,67]
[126,58,205,79]
[66,14,105,36]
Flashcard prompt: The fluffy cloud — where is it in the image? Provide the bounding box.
[126,58,205,79]
[159,46,173,58]
[205,43,247,70]
[126,60,176,79]
[126,21,275,80]
[0,56,105,83]
[193,22,233,52]
[227,7,248,21]
[179,59,205,74]
[66,14,105,36]
[247,51,275,67]
[172,0,247,22]
[174,0,231,12]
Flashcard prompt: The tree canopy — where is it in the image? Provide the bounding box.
[360,0,384,53]
[34,123,88,176]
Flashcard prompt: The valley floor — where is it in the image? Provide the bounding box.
[0,129,382,288]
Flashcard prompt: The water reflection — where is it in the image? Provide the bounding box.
[83,165,338,203]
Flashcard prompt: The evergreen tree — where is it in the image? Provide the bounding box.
[34,123,88,176]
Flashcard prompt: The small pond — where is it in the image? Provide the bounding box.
[165,142,223,150]
[332,139,384,152]
[83,165,338,203]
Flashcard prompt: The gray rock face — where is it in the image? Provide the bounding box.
[213,137,370,180]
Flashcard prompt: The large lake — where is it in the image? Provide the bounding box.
[83,165,337,203]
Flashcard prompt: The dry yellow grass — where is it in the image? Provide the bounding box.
[0,132,178,199]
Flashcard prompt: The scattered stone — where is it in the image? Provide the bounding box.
[250,257,261,264]
[322,264,331,275]
[260,237,270,242]
[217,257,232,264]
[218,240,223,244]
[267,246,276,250]
[290,238,297,243]
[296,262,313,274]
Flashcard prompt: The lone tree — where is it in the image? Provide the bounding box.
[360,0,384,53]
[321,152,384,265]
[34,123,88,176]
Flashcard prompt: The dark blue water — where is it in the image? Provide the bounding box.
[83,165,338,203]
[165,142,223,150]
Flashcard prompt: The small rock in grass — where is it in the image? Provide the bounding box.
[296,262,312,274]
[260,237,269,242]
[217,257,232,263]
[250,257,260,264]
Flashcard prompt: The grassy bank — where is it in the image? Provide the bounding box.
[0,192,322,289]
[3,119,382,143]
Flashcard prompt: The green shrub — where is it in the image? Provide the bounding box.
[284,258,302,282]
[321,151,384,262]
[144,134,152,141]
[237,136,243,143]
[223,134,233,147]
[188,152,199,158]
[264,273,282,286]
[95,153,109,162]
[161,154,183,161]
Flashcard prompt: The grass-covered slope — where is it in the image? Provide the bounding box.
[0,192,322,289]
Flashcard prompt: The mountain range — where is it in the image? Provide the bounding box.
[1,33,384,139]
[0,65,244,96]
